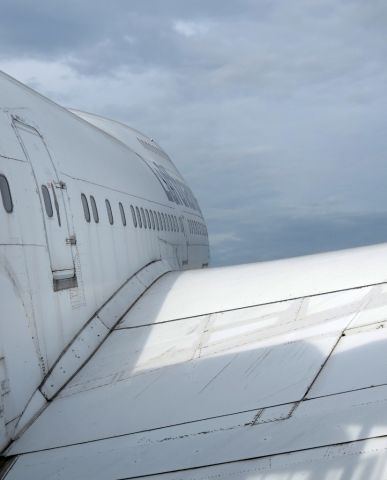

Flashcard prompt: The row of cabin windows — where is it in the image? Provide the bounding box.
[81,194,118,226]
[80,193,190,235]
[188,219,207,237]
[131,204,181,233]
[0,176,209,242]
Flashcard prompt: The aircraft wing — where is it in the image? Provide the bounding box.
[4,243,387,479]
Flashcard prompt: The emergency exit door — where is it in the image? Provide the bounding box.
[13,119,76,289]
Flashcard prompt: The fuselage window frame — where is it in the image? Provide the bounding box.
[136,206,142,228]
[150,210,155,230]
[106,199,114,225]
[154,210,159,230]
[0,174,13,213]
[158,212,163,231]
[119,202,126,226]
[145,209,151,229]
[141,207,147,229]
[42,184,53,218]
[161,213,166,231]
[131,205,137,227]
[81,193,91,223]
[90,195,99,223]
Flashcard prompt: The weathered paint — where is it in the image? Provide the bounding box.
[2,70,387,480]
[0,70,209,452]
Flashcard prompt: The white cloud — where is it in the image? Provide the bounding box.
[173,20,210,37]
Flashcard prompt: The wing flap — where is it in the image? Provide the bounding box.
[118,243,387,328]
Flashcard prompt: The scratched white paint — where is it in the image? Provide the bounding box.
[2,70,387,480]
[118,246,387,329]
[0,70,208,451]
[307,326,387,399]
[349,284,387,329]
[8,280,387,456]
[6,386,387,478]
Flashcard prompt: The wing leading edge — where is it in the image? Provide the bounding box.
[4,243,387,479]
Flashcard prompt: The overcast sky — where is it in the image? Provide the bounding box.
[1,0,387,266]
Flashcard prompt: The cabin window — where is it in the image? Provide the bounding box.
[158,212,163,231]
[41,185,53,218]
[119,202,126,226]
[106,199,114,225]
[179,217,184,233]
[81,194,91,223]
[130,205,137,227]
[141,207,147,229]
[136,206,142,228]
[145,209,151,229]
[149,210,155,230]
[0,175,13,213]
[90,195,99,223]
[162,213,167,231]
[168,215,172,231]
[154,210,159,230]
[174,216,179,232]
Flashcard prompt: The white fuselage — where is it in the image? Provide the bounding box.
[0,71,209,451]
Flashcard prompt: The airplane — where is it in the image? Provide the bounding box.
[0,69,387,479]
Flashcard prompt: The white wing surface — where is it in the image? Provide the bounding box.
[4,244,387,479]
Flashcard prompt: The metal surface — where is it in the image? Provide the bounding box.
[118,246,387,329]
[13,120,76,281]
[1,70,387,479]
[6,272,387,478]
[0,69,209,453]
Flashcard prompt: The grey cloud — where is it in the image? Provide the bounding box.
[209,211,387,266]
[0,1,111,57]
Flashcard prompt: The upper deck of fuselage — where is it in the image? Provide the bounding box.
[70,110,181,178]
[0,70,201,215]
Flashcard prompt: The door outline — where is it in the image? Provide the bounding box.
[180,215,189,266]
[12,117,77,290]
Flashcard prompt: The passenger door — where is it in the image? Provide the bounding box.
[180,215,189,267]
[13,119,76,289]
